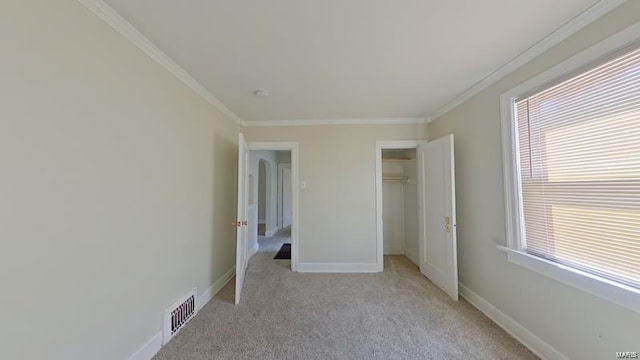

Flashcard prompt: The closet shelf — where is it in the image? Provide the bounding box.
[382,158,413,163]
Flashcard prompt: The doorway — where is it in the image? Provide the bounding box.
[247,142,299,272]
[380,147,420,265]
[376,142,423,271]
[257,159,269,236]
[375,137,459,300]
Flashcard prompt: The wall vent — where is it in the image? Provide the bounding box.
[163,288,197,345]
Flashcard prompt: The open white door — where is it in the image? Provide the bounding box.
[419,134,458,300]
[235,133,250,305]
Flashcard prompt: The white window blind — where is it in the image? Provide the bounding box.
[514,44,640,290]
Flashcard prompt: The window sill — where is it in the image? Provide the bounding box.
[496,245,640,314]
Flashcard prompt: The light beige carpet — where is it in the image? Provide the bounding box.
[153,231,537,360]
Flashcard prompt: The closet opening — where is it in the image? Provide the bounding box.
[375,140,426,271]
[375,137,459,299]
[381,148,420,266]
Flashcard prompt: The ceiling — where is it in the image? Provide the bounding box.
[103,0,600,122]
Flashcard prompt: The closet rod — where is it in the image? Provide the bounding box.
[382,176,411,183]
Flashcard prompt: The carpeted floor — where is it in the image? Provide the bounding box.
[153,230,537,360]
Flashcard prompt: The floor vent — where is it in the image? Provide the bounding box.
[163,288,197,345]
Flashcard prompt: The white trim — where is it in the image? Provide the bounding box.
[265,228,277,237]
[426,0,626,123]
[500,21,640,110]
[248,242,259,258]
[76,0,244,126]
[247,142,299,272]
[500,86,524,251]
[459,283,569,360]
[196,266,236,312]
[128,266,235,360]
[499,21,640,315]
[375,140,426,272]
[296,263,379,273]
[244,118,426,127]
[127,331,162,360]
[383,246,405,256]
[76,0,624,128]
[163,288,197,345]
[499,247,640,314]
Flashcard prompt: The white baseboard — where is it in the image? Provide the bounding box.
[297,263,379,273]
[128,331,162,360]
[459,283,568,360]
[128,266,235,360]
[404,251,419,267]
[248,242,259,259]
[265,228,278,237]
[384,247,404,255]
[197,266,236,312]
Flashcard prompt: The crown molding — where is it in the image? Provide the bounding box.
[425,0,627,123]
[244,117,427,127]
[76,0,244,127]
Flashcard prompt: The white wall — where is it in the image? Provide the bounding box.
[383,181,405,254]
[427,2,640,359]
[276,150,293,229]
[244,124,428,265]
[248,151,278,254]
[280,165,293,228]
[402,155,419,265]
[258,160,267,222]
[0,1,239,359]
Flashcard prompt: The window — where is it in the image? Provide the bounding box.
[501,25,640,313]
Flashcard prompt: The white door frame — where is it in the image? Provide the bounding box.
[375,140,426,271]
[248,142,300,272]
